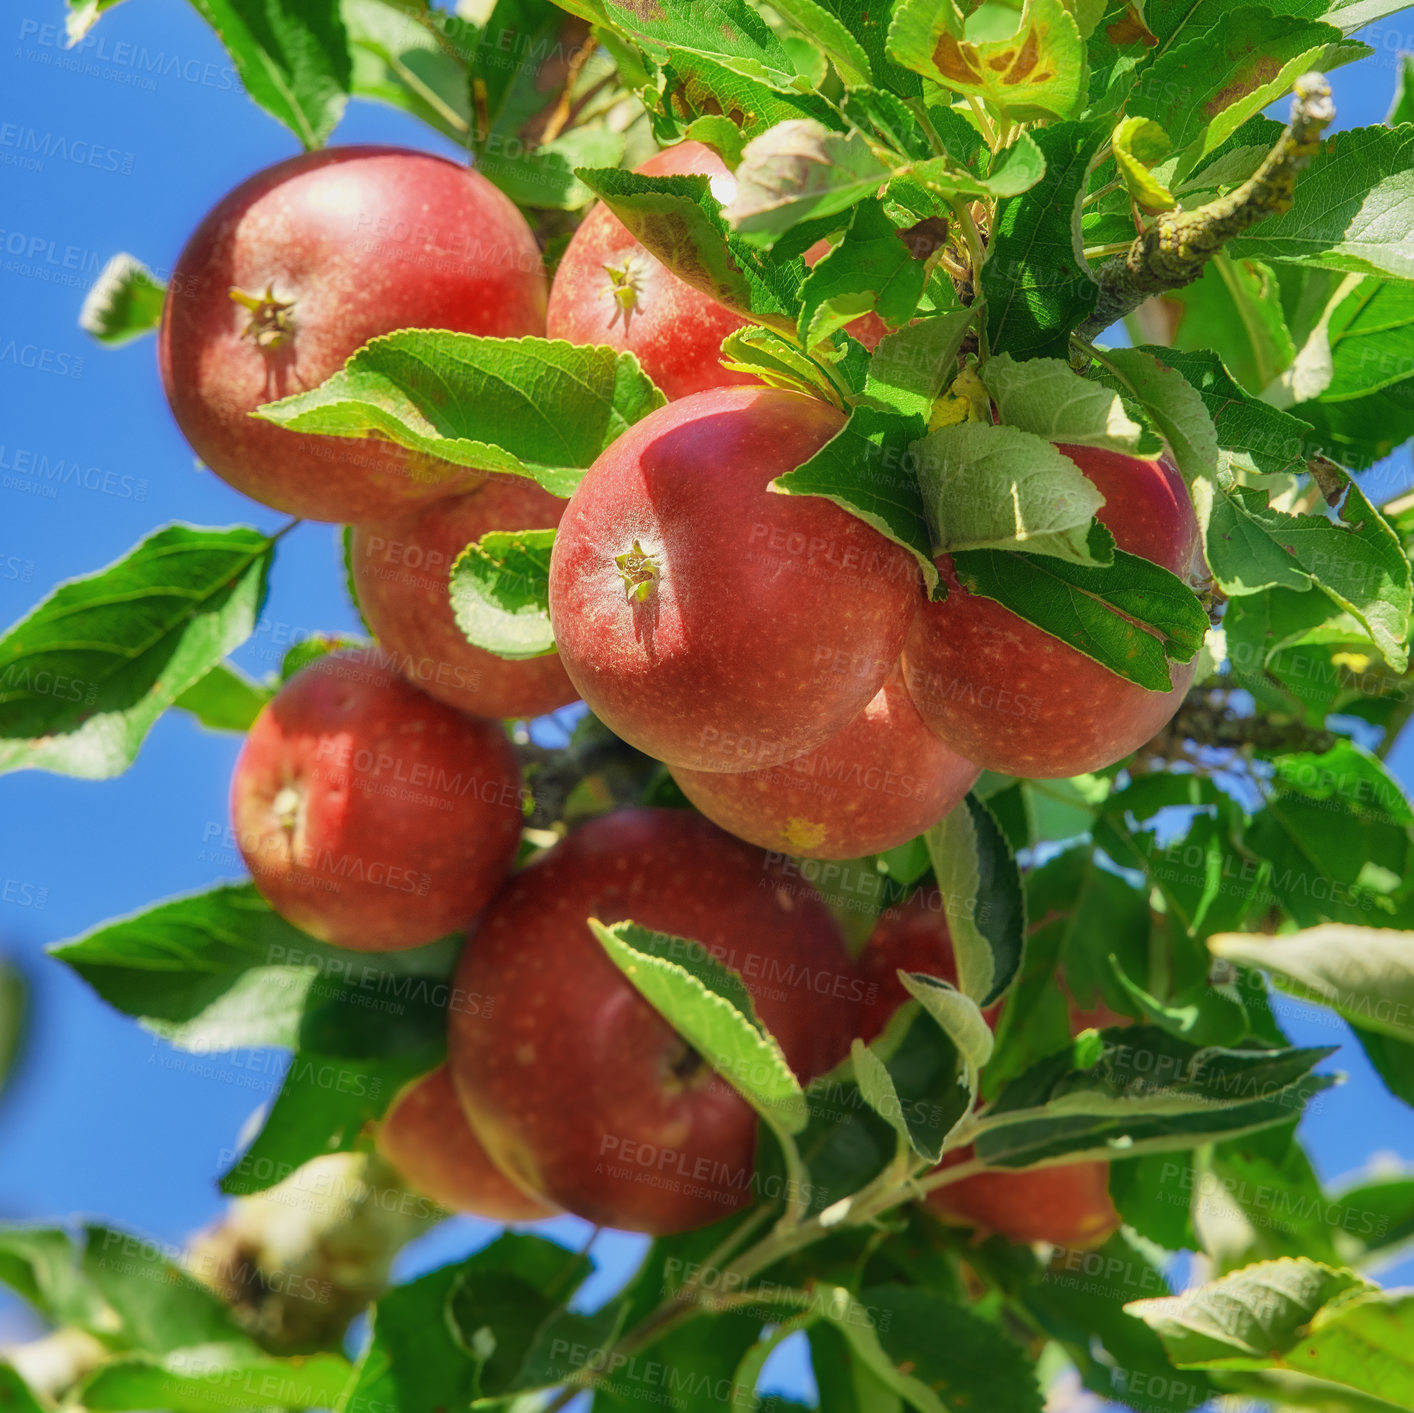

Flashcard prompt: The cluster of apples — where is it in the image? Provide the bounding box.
[155,139,1180,1245]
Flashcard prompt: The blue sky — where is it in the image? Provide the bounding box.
[3,0,1414,1399]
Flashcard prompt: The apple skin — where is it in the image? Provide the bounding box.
[352,476,578,720]
[230,651,524,950]
[547,143,757,401]
[671,668,979,858]
[446,807,860,1234]
[159,146,547,525]
[902,446,1202,779]
[376,1066,556,1222]
[548,386,920,773]
[854,890,1121,1249]
[546,143,887,401]
[929,1145,1120,1250]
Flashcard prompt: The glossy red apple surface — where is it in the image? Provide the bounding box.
[352,475,578,720]
[672,667,978,858]
[548,386,920,773]
[230,651,523,950]
[447,807,860,1233]
[377,1065,555,1221]
[160,146,547,524]
[903,446,1201,778]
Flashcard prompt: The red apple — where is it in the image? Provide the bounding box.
[902,446,1201,778]
[855,890,1122,1249]
[377,1065,555,1222]
[159,146,547,524]
[231,651,524,950]
[446,807,860,1234]
[671,667,978,858]
[546,142,888,401]
[352,476,578,720]
[547,143,756,401]
[930,1145,1121,1250]
[547,386,920,773]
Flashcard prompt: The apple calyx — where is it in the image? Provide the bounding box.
[229,283,296,348]
[602,261,642,333]
[615,540,660,604]
[270,781,305,860]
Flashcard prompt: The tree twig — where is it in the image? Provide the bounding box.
[1075,72,1334,343]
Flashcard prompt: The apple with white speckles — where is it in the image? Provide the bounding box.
[230,651,523,950]
[160,146,548,524]
[547,386,921,773]
[446,807,859,1233]
[377,1065,555,1221]
[546,142,888,402]
[671,667,979,858]
[901,445,1202,779]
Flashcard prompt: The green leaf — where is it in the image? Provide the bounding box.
[50,883,456,1053]
[1227,124,1414,281]
[724,120,893,242]
[887,0,1086,123]
[467,0,626,209]
[719,325,854,405]
[342,0,473,146]
[1319,276,1414,400]
[864,310,975,420]
[220,1044,438,1195]
[1192,473,1411,672]
[79,254,166,347]
[188,0,352,149]
[1133,346,1312,478]
[346,1235,594,1413]
[948,543,1207,690]
[257,332,665,498]
[980,352,1154,455]
[599,0,799,89]
[1207,1125,1344,1268]
[0,525,275,780]
[925,793,1025,1007]
[851,996,975,1163]
[914,422,1109,566]
[1129,9,1362,181]
[576,166,804,330]
[853,1285,1045,1413]
[0,962,26,1105]
[0,1224,246,1355]
[0,1366,44,1413]
[449,528,556,661]
[797,202,927,348]
[1087,345,1219,484]
[977,1028,1335,1167]
[589,919,808,1132]
[171,661,270,733]
[1211,922,1414,1045]
[78,1347,351,1413]
[913,132,1048,202]
[984,118,1107,360]
[1352,1024,1414,1109]
[1127,1256,1414,1411]
[1024,1230,1213,1412]
[1112,116,1174,212]
[1390,51,1414,126]
[1161,256,1298,396]
[771,404,938,595]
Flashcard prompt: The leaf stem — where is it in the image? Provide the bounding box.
[966,95,999,151]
